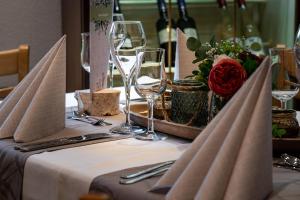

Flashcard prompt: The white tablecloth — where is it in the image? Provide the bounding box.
[23,137,188,200]
[22,89,189,200]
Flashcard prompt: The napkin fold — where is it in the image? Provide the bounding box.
[151,57,273,200]
[174,28,198,80]
[0,36,66,142]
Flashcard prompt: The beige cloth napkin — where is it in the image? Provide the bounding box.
[0,36,66,142]
[151,57,273,200]
[174,28,198,80]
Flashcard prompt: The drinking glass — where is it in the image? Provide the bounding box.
[80,33,90,73]
[108,13,125,88]
[293,24,300,80]
[270,47,299,110]
[109,21,146,135]
[134,48,167,141]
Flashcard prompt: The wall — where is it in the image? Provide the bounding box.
[0,0,62,86]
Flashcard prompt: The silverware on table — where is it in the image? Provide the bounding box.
[73,111,112,125]
[119,166,170,185]
[15,133,111,152]
[119,160,174,185]
[120,160,174,179]
[69,116,111,126]
[280,153,300,167]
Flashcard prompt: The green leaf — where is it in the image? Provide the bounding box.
[195,46,209,60]
[192,58,202,64]
[192,70,200,75]
[272,124,287,138]
[187,37,201,51]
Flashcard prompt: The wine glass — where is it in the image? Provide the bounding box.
[270,47,299,110]
[293,24,300,81]
[108,13,125,88]
[134,48,167,141]
[109,21,147,135]
[80,32,90,73]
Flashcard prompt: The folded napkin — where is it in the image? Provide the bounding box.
[174,28,198,80]
[0,36,66,142]
[151,57,273,200]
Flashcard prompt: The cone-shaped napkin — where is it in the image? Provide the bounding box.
[174,29,198,80]
[151,57,273,200]
[0,36,66,142]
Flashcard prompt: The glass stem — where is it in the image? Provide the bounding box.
[109,62,114,88]
[281,100,287,110]
[124,79,131,127]
[147,95,155,134]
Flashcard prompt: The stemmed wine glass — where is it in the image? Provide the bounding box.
[134,48,167,141]
[271,47,299,110]
[293,24,300,81]
[109,21,146,135]
[81,14,125,88]
[81,33,90,73]
[108,13,125,88]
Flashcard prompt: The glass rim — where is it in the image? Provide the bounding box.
[137,47,165,53]
[112,20,142,24]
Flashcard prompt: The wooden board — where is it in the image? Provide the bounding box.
[130,103,203,140]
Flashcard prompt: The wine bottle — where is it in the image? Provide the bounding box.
[113,0,121,14]
[176,0,198,39]
[156,0,176,67]
[239,2,265,56]
[218,0,243,46]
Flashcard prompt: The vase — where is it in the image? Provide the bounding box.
[208,92,229,121]
[171,80,208,127]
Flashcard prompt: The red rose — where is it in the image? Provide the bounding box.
[208,55,247,97]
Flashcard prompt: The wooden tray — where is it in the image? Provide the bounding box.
[273,137,300,154]
[130,103,203,140]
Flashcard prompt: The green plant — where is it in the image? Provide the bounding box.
[186,37,263,90]
[272,124,286,138]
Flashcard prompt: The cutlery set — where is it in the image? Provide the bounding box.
[68,111,112,126]
[119,160,174,185]
[15,133,112,152]
[273,153,300,172]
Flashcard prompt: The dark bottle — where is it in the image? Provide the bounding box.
[176,0,198,39]
[218,0,243,46]
[156,0,176,67]
[113,0,121,14]
[239,1,265,56]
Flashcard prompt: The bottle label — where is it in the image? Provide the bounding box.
[245,36,265,56]
[184,28,198,39]
[158,28,177,44]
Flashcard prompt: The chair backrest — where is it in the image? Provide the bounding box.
[0,44,29,98]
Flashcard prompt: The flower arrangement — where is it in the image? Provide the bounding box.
[186,37,263,98]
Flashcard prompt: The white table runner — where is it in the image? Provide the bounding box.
[22,137,189,200]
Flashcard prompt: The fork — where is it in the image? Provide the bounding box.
[73,111,112,126]
[69,116,106,126]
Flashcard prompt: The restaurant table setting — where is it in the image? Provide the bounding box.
[1,10,300,200]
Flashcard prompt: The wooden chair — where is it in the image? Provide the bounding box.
[0,44,30,98]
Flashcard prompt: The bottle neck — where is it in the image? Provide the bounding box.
[217,0,227,9]
[177,0,188,18]
[114,0,121,13]
[237,0,246,10]
[157,0,169,20]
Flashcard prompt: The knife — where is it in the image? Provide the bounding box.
[15,133,111,152]
[119,166,170,185]
[120,160,175,179]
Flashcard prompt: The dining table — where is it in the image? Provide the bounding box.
[0,87,300,200]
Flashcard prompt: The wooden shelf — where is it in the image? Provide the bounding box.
[120,0,266,4]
